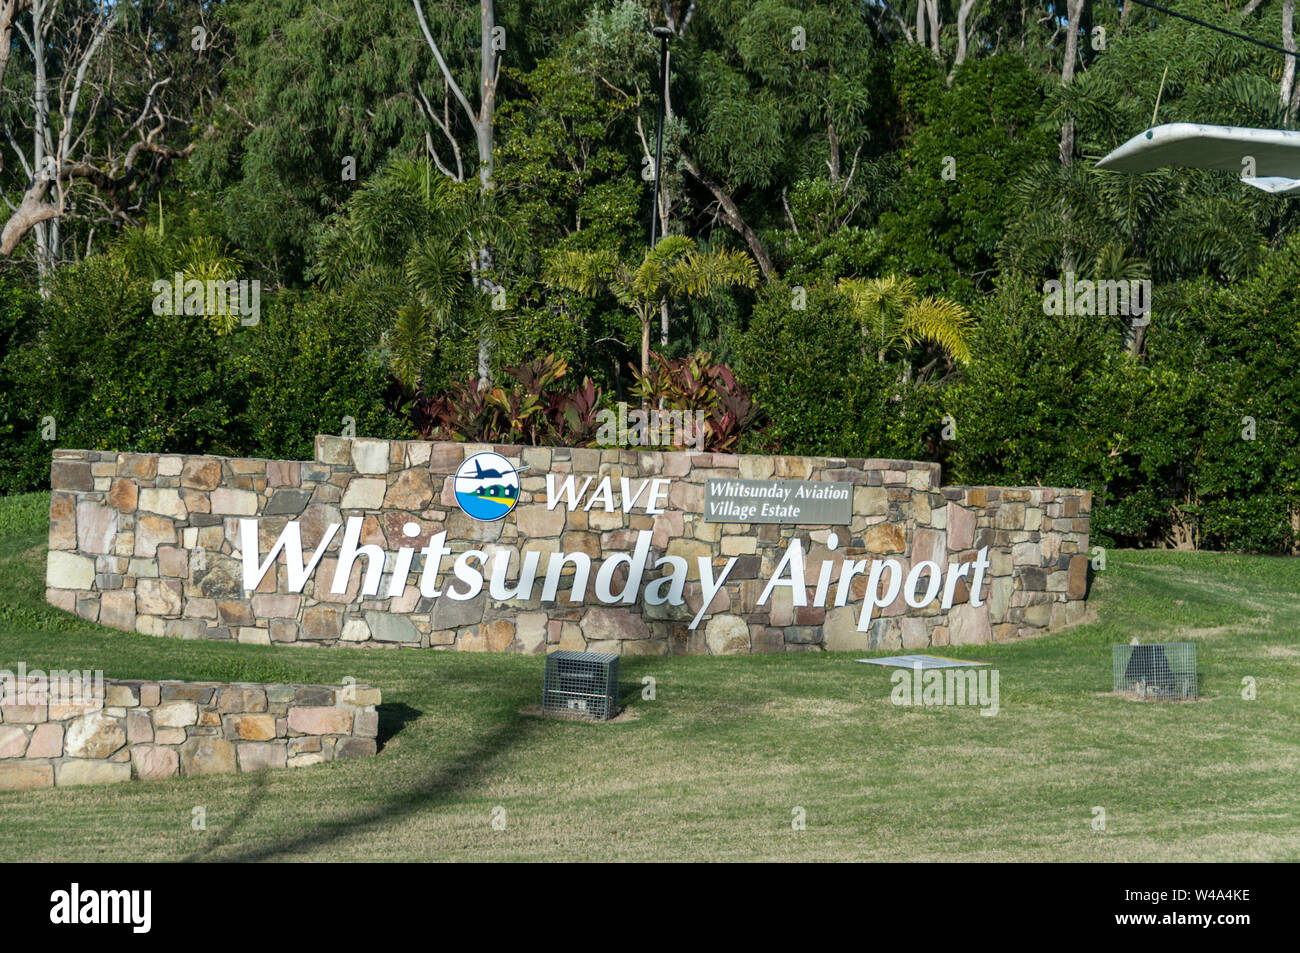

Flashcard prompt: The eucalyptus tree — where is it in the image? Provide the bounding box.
[413,0,517,382]
[1283,0,1297,117]
[411,0,500,191]
[193,0,513,288]
[1001,8,1293,292]
[877,51,1052,301]
[673,0,885,280]
[0,0,217,283]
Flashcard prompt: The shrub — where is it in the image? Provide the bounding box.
[238,288,408,460]
[945,270,1299,553]
[1154,256,1300,552]
[5,253,245,468]
[731,280,943,460]
[630,350,761,453]
[410,354,603,446]
[0,281,46,494]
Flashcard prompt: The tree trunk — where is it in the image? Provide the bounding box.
[471,243,494,386]
[414,0,500,382]
[828,119,841,183]
[32,0,51,282]
[477,0,496,190]
[475,0,498,384]
[641,307,652,381]
[679,149,775,279]
[953,0,978,75]
[1059,0,1085,274]
[1284,0,1297,116]
[0,0,21,91]
[658,45,672,347]
[1129,320,1147,359]
[927,0,941,56]
[1059,0,1084,166]
[477,327,491,381]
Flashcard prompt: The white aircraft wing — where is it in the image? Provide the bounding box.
[1240,176,1300,194]
[1096,123,1300,184]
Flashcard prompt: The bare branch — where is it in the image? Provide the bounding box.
[3,122,33,178]
[0,179,60,255]
[417,84,464,181]
[411,0,476,127]
[878,0,914,42]
[58,10,116,160]
[679,148,774,279]
[0,1,29,92]
[781,186,798,234]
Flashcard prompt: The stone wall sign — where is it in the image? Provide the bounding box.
[44,438,1093,655]
[705,477,852,524]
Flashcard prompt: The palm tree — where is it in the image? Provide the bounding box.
[545,235,758,378]
[1086,242,1153,358]
[311,159,515,390]
[113,220,244,334]
[837,274,974,369]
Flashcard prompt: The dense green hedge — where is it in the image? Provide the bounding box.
[944,266,1297,552]
[3,250,1297,553]
[236,289,410,461]
[730,279,946,461]
[0,270,416,486]
[730,264,1299,553]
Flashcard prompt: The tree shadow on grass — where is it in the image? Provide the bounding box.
[181,769,270,863]
[199,686,541,862]
[377,701,421,750]
[181,703,424,860]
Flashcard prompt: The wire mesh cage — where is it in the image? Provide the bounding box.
[1113,642,1198,699]
[543,651,620,721]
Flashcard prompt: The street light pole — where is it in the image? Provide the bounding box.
[648,25,673,250]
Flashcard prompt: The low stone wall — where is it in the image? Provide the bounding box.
[0,676,379,791]
[44,438,1091,654]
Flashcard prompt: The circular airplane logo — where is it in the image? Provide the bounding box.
[453,452,528,521]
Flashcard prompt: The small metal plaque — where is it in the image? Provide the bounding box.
[704,478,852,524]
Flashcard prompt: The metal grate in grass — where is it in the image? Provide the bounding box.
[542,651,620,721]
[1113,642,1198,699]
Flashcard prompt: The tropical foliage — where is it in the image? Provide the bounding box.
[0,0,1297,552]
[837,275,973,367]
[546,235,758,376]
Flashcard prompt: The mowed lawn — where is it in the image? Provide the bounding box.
[0,490,1297,862]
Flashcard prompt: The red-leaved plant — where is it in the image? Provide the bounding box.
[630,351,763,453]
[409,354,604,446]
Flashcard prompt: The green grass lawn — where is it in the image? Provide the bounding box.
[1,489,1297,861]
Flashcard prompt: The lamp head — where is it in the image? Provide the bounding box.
[651,26,674,40]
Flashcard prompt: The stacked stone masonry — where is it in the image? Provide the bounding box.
[0,676,380,791]
[45,438,1091,655]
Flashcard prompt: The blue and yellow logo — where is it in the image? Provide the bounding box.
[453,452,528,521]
